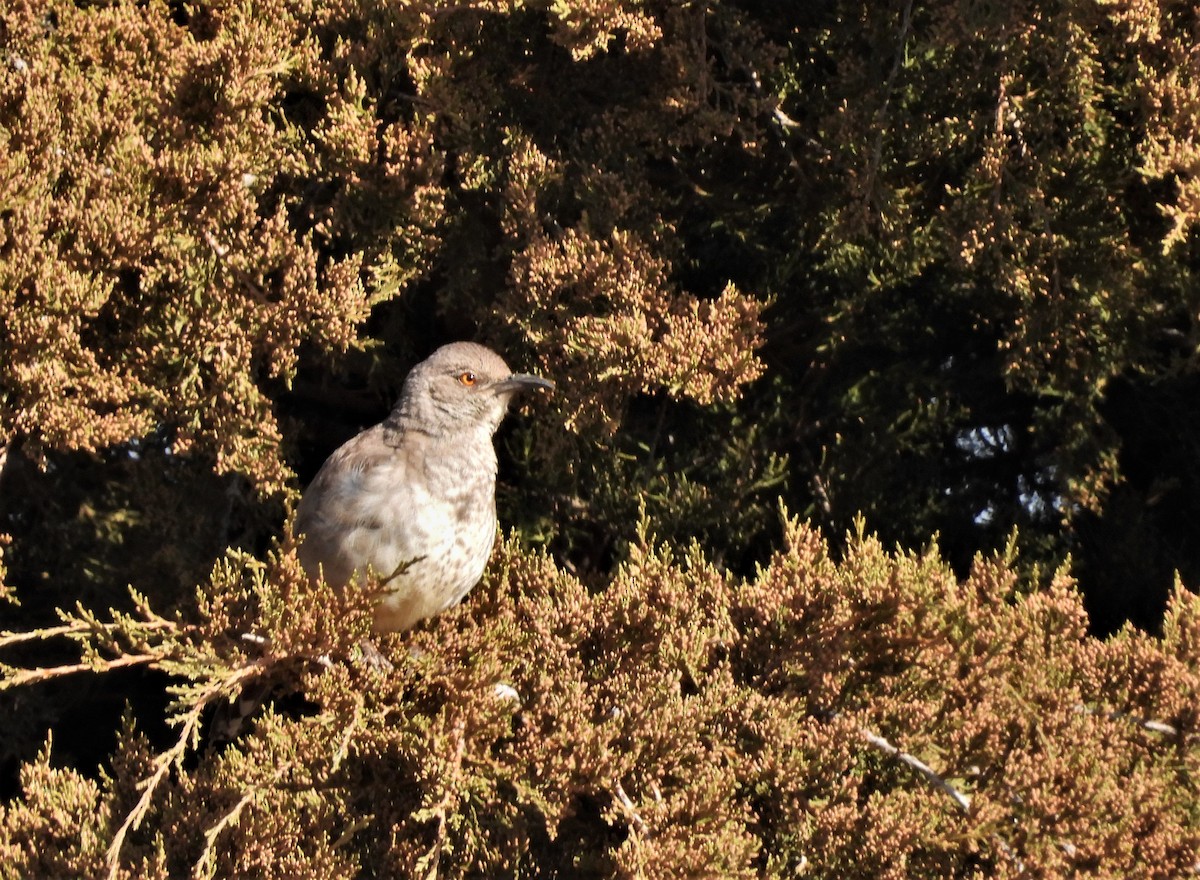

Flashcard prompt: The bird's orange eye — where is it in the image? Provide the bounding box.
[458,371,477,386]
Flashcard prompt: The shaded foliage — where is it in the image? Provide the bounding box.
[2,0,1200,874]
[3,0,1200,604]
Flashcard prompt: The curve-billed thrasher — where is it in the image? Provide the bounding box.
[294,342,553,632]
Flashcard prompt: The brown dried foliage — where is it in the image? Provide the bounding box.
[3,0,1200,876]
[0,0,767,497]
[0,0,387,494]
[2,520,1198,877]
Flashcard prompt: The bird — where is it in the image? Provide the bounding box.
[293,342,553,632]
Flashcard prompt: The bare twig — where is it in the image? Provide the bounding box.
[1073,703,1181,738]
[860,727,972,812]
[329,693,364,774]
[858,725,1031,870]
[613,780,647,836]
[2,613,179,690]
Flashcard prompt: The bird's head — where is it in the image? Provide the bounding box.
[396,341,554,435]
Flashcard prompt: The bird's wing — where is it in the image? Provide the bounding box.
[297,425,409,533]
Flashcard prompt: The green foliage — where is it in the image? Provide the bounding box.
[3,0,1200,875]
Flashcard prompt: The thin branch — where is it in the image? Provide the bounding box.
[329,693,364,774]
[0,620,94,647]
[418,721,467,880]
[106,660,270,878]
[192,762,294,880]
[860,0,916,217]
[1,652,158,690]
[0,617,175,650]
[1074,703,1181,738]
[859,727,972,812]
[106,703,203,880]
[613,780,647,836]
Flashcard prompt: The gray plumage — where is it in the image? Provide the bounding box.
[294,342,552,632]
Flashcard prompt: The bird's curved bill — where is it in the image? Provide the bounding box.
[494,373,555,395]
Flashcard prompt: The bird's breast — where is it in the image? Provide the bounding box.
[296,430,502,631]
